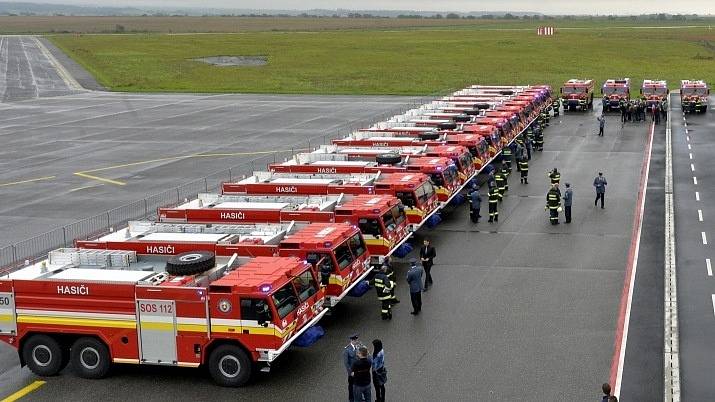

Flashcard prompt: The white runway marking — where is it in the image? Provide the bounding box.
[689,153,693,159]
[693,176,698,185]
[686,136,690,141]
[691,164,695,171]
[707,259,712,277]
[698,209,703,222]
[688,144,692,150]
[703,232,708,245]
[696,192,700,201]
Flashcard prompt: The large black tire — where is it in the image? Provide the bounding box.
[22,334,65,376]
[70,337,111,379]
[437,122,457,130]
[165,251,215,276]
[375,153,402,165]
[499,90,514,95]
[419,132,441,141]
[208,344,253,387]
[474,103,491,110]
[465,109,481,116]
[453,114,470,123]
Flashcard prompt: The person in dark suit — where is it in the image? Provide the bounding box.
[419,239,436,291]
[343,334,362,402]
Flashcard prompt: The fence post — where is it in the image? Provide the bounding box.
[106,212,111,228]
[12,245,16,265]
[144,199,149,217]
[176,188,180,204]
[307,139,311,152]
[204,178,208,192]
[63,227,67,247]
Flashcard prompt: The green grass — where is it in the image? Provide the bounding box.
[49,27,715,95]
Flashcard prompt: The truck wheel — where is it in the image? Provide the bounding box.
[70,337,111,379]
[419,132,441,141]
[375,153,402,165]
[474,103,491,110]
[208,344,252,387]
[165,251,215,276]
[437,122,457,130]
[499,90,514,95]
[453,114,470,123]
[22,334,65,376]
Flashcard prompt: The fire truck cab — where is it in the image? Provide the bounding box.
[0,248,327,387]
[641,79,668,107]
[680,80,709,114]
[601,78,631,111]
[560,79,595,111]
[75,221,371,306]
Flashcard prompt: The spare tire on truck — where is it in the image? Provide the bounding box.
[165,251,215,276]
[419,132,441,141]
[453,114,470,123]
[376,153,402,165]
[437,122,457,130]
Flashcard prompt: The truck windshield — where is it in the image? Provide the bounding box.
[292,270,318,302]
[603,87,628,96]
[643,87,667,96]
[382,205,406,231]
[334,242,356,269]
[444,166,458,185]
[347,233,367,259]
[562,86,586,95]
[682,88,708,96]
[271,284,300,319]
[416,181,435,205]
[459,153,473,171]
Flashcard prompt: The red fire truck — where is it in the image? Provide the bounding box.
[314,145,475,184]
[680,80,708,114]
[641,79,668,107]
[561,79,595,111]
[75,222,371,307]
[0,248,327,386]
[269,153,459,204]
[155,193,412,255]
[601,78,631,112]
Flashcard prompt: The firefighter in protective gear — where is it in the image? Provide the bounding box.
[546,184,561,225]
[382,258,399,304]
[533,126,544,151]
[518,155,529,184]
[552,98,561,117]
[548,168,561,186]
[488,186,499,223]
[373,265,394,320]
[501,146,513,171]
[500,163,510,191]
[494,168,506,201]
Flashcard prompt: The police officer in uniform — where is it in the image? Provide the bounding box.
[373,265,394,320]
[518,155,529,184]
[488,186,499,223]
[343,334,362,402]
[467,184,482,223]
[546,183,561,225]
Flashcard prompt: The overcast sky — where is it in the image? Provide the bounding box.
[6,1,715,15]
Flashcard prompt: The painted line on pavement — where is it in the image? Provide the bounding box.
[696,192,700,201]
[612,120,654,397]
[0,175,55,187]
[689,153,692,159]
[690,164,695,171]
[687,144,691,150]
[662,94,680,402]
[703,232,708,245]
[712,295,715,317]
[693,177,698,185]
[686,136,690,141]
[1,380,46,402]
[707,259,712,277]
[698,210,703,222]
[73,149,307,186]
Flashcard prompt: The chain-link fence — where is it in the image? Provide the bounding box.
[0,98,432,274]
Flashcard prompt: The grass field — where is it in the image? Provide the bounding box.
[4,16,715,34]
[48,26,715,95]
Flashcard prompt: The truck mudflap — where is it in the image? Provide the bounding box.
[257,307,330,363]
[327,261,374,307]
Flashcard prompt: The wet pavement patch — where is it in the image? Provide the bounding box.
[192,55,267,66]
